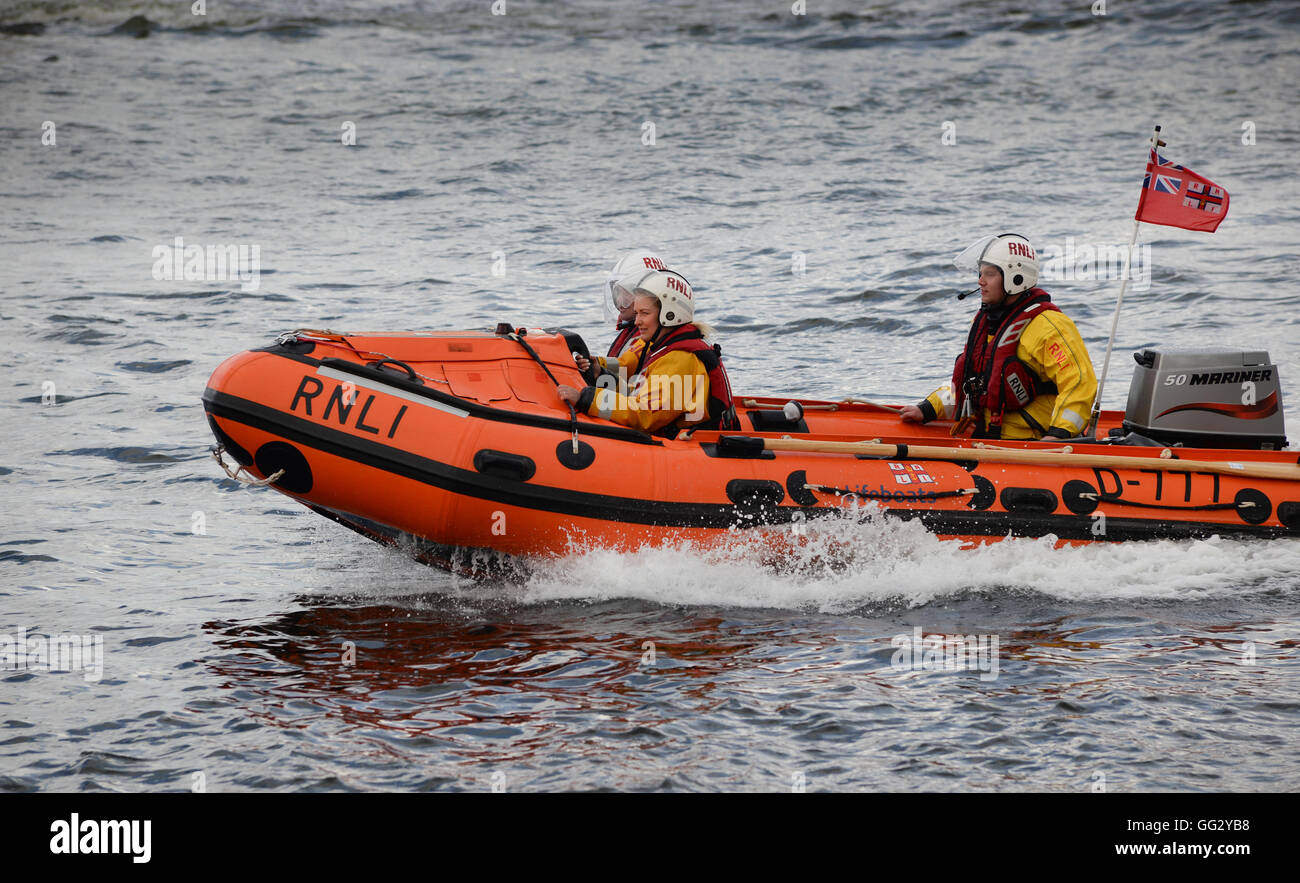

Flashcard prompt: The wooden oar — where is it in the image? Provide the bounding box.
[837,397,903,412]
[741,398,839,411]
[733,436,1300,483]
[740,396,904,413]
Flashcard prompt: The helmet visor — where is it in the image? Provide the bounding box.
[603,277,624,322]
[605,274,642,322]
[610,277,639,312]
[953,234,1000,274]
[611,268,661,310]
[606,267,661,320]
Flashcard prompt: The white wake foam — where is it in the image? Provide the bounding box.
[520,508,1300,611]
[299,507,1300,611]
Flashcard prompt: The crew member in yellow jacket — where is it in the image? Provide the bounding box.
[558,268,738,437]
[900,233,1097,440]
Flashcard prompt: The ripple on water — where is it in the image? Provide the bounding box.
[3,0,1299,793]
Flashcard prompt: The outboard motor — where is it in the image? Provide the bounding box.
[1123,348,1287,450]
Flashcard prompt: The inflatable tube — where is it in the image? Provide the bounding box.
[203,328,1300,573]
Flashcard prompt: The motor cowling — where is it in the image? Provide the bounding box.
[1123,348,1287,450]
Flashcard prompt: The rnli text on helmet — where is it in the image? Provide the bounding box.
[1007,241,1036,260]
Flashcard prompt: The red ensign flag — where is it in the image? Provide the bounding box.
[1135,149,1230,232]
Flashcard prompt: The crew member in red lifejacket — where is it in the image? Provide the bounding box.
[899,233,1097,440]
[603,249,669,359]
[559,269,740,437]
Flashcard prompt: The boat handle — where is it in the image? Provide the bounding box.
[370,358,418,381]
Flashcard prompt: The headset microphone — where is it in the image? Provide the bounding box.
[957,288,979,300]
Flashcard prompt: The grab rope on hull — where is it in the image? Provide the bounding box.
[1076,491,1251,513]
[210,444,284,487]
[276,330,452,386]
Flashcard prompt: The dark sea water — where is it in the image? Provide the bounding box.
[2,0,1299,794]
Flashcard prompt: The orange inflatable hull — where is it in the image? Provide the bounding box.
[202,329,1300,574]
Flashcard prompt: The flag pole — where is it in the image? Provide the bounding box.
[1085,124,1162,437]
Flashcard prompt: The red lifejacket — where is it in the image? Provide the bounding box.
[951,289,1060,437]
[636,324,740,434]
[607,320,637,358]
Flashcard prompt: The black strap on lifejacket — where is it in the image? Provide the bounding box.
[961,293,1048,393]
[957,290,1057,433]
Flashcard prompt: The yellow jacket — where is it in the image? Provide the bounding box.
[584,339,711,434]
[923,309,1097,440]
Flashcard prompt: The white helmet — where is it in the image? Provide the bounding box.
[604,249,668,319]
[954,233,1039,296]
[613,268,695,327]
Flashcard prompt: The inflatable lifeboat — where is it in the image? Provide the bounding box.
[202,327,1300,574]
